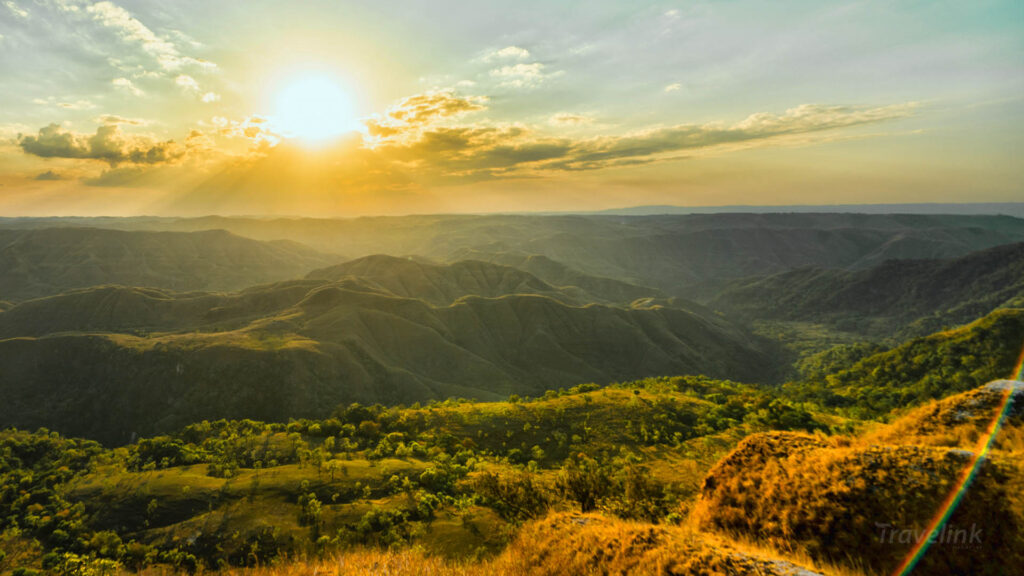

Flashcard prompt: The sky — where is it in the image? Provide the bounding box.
[0,0,1021,216]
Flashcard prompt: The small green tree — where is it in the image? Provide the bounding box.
[556,453,611,512]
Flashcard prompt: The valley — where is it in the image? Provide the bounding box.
[1,213,1023,575]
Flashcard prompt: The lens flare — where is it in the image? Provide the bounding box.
[891,342,1024,576]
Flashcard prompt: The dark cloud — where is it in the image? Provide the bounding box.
[34,170,62,181]
[19,123,183,166]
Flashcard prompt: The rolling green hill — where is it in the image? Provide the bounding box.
[467,252,667,303]
[711,242,1024,338]
[2,373,1020,575]
[0,373,839,573]
[305,254,658,306]
[0,260,775,443]
[0,228,339,302]
[788,308,1024,415]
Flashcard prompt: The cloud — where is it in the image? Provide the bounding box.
[208,115,281,148]
[484,46,531,61]
[664,83,682,93]
[4,1,28,19]
[175,74,220,102]
[175,74,199,91]
[95,114,147,126]
[188,98,916,193]
[112,77,144,97]
[34,170,62,181]
[366,90,487,138]
[490,62,559,88]
[83,1,215,74]
[18,123,183,166]
[362,101,918,179]
[550,113,594,126]
[32,97,96,110]
[550,103,919,170]
[38,0,217,102]
[82,165,152,187]
[19,97,915,193]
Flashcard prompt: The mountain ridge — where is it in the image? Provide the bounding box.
[0,260,776,444]
[0,227,340,302]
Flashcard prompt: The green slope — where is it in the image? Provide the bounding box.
[711,241,1024,338]
[0,227,339,302]
[306,255,613,306]
[0,262,775,443]
[788,308,1024,415]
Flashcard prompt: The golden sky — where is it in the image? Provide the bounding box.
[1,1,1022,216]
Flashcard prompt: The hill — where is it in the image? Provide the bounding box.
[697,380,1024,575]
[470,253,666,303]
[305,255,658,306]
[788,308,1024,415]
[5,213,1024,298]
[711,241,1024,337]
[0,228,339,302]
[3,374,1021,575]
[0,375,837,573]
[0,264,775,443]
[696,431,1021,575]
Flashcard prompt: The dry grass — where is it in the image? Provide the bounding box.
[694,428,1023,575]
[125,512,840,576]
[213,550,507,576]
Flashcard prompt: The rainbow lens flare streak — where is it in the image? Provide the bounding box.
[891,344,1024,576]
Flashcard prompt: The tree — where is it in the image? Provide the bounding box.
[297,492,323,540]
[556,454,611,512]
[473,471,550,523]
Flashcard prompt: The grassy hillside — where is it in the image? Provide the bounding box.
[712,241,1024,338]
[308,254,663,307]
[0,375,837,573]
[467,252,666,304]
[4,375,1022,574]
[0,268,777,442]
[0,228,338,302]
[788,308,1024,416]
[697,381,1024,575]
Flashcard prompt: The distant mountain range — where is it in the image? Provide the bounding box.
[586,202,1024,217]
[5,213,1024,300]
[0,227,337,301]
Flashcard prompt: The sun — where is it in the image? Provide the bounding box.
[271,72,358,145]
